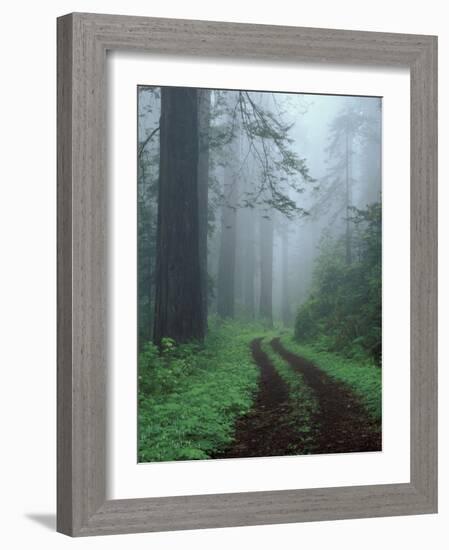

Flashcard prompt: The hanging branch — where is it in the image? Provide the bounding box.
[138,126,160,159]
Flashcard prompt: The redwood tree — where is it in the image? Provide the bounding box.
[216,143,238,318]
[153,87,204,345]
[281,223,292,326]
[259,212,274,326]
[243,205,256,318]
[197,89,211,331]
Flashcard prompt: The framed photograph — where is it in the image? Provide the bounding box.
[57,12,437,536]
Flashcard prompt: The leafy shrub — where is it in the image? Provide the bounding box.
[138,319,260,462]
[294,203,382,365]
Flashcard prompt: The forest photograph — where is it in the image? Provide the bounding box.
[137,85,382,463]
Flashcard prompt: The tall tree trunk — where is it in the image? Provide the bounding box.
[281,224,291,326]
[153,87,204,345]
[138,156,151,348]
[259,213,273,326]
[197,89,211,332]
[137,192,153,348]
[345,129,353,266]
[217,144,238,318]
[243,206,256,318]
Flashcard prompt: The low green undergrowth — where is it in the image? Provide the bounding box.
[280,334,381,423]
[260,339,318,453]
[138,318,260,462]
[294,204,382,365]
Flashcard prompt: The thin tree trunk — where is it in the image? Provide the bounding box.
[259,212,273,327]
[153,87,204,345]
[243,206,256,318]
[345,129,353,265]
[281,224,291,326]
[198,89,211,332]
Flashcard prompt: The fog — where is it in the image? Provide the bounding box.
[137,87,381,343]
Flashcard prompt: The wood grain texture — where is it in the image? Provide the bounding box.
[57,12,438,536]
[57,13,74,536]
[409,36,438,508]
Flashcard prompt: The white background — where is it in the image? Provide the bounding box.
[0,1,445,549]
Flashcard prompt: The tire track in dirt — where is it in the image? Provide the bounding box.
[270,338,381,454]
[214,338,301,459]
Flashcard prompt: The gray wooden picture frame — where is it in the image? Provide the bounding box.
[57,12,438,537]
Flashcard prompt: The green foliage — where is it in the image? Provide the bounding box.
[295,202,382,364]
[281,334,381,423]
[138,319,260,462]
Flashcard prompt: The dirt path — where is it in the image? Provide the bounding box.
[271,338,381,454]
[214,338,301,459]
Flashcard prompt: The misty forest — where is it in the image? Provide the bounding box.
[137,86,382,462]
